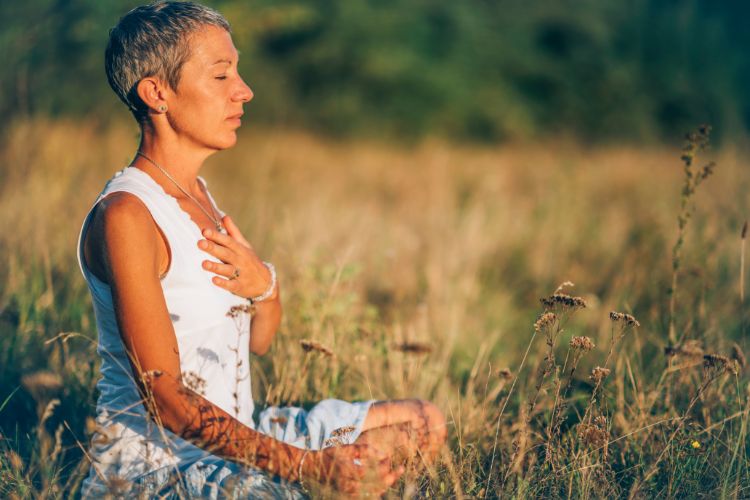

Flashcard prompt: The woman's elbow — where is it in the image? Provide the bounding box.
[250,341,271,356]
[140,377,194,433]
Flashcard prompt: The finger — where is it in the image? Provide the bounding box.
[197,238,235,263]
[202,227,242,253]
[201,260,237,278]
[210,275,241,293]
[222,215,252,248]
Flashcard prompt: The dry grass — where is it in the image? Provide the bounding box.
[0,118,749,498]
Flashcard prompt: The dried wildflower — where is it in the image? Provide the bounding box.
[392,342,432,355]
[577,420,608,448]
[731,343,746,369]
[609,311,640,327]
[227,303,254,318]
[664,340,704,359]
[540,294,587,310]
[703,354,738,376]
[331,426,356,438]
[534,312,557,333]
[323,427,356,448]
[498,368,513,380]
[182,371,207,396]
[324,436,347,448]
[590,366,611,383]
[570,336,595,352]
[299,339,334,357]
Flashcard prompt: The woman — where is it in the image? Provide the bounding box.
[77,1,446,497]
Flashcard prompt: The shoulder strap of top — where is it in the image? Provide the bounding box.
[76,167,194,284]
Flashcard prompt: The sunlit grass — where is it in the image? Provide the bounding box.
[0,119,748,497]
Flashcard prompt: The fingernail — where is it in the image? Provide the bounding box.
[203,229,212,237]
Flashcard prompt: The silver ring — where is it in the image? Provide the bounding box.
[229,267,240,280]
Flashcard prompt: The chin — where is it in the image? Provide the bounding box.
[212,132,239,151]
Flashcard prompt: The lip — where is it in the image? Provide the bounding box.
[227,112,244,121]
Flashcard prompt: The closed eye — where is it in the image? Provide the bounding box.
[215,76,227,80]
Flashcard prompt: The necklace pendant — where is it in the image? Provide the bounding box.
[217,223,227,235]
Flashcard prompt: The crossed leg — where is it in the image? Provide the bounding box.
[354,399,448,466]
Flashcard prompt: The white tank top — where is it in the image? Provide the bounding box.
[76,166,254,483]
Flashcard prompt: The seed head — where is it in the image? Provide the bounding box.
[609,311,640,327]
[4,450,24,472]
[590,366,611,383]
[331,426,356,438]
[300,339,334,357]
[570,336,595,352]
[541,294,587,311]
[577,419,608,448]
[182,371,207,395]
[227,303,253,318]
[534,312,557,333]
[553,281,576,294]
[703,353,738,376]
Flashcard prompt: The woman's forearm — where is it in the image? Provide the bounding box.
[249,284,282,356]
[147,373,304,481]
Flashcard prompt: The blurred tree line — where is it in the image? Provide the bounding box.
[1,0,749,142]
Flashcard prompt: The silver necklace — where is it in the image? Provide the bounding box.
[136,152,227,234]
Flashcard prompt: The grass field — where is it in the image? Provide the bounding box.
[0,119,748,497]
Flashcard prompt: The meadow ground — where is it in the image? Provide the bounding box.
[0,119,748,498]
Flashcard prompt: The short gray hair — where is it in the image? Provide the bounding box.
[105,1,231,122]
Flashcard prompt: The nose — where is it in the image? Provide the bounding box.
[234,76,253,103]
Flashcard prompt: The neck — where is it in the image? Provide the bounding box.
[133,122,217,196]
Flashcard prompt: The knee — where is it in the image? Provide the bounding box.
[410,399,447,445]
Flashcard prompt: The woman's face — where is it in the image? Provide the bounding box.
[165,25,253,151]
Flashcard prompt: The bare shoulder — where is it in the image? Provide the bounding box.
[84,192,164,283]
[98,191,156,237]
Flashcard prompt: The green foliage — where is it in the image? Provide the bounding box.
[2,0,750,141]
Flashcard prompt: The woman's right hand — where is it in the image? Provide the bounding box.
[305,444,405,497]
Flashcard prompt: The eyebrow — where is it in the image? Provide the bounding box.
[211,51,241,66]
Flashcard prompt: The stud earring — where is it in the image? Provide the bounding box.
[158,105,167,113]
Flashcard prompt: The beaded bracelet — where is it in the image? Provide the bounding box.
[249,262,276,304]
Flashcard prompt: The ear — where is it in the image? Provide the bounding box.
[136,77,169,113]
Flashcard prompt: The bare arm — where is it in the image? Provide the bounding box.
[92,193,399,494]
